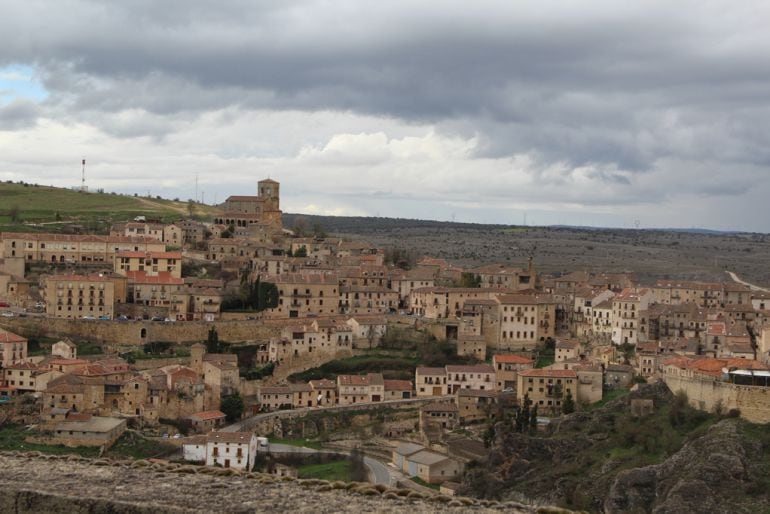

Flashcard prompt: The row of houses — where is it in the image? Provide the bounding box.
[257,374,413,411]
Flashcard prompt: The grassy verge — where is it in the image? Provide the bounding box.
[298,459,351,481]
[105,431,177,459]
[0,425,99,457]
[287,353,418,383]
[0,425,175,460]
[586,388,631,410]
[76,341,104,356]
[410,476,440,490]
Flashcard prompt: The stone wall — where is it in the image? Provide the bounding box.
[236,396,447,435]
[0,317,282,345]
[664,375,770,424]
[268,348,357,382]
[131,357,190,370]
[0,452,529,513]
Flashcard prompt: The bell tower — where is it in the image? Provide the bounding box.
[258,178,280,211]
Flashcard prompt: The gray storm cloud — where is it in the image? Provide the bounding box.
[1,1,769,230]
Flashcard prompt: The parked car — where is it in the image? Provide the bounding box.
[98,315,111,320]
[1,311,14,318]
[82,315,96,320]
[150,316,164,322]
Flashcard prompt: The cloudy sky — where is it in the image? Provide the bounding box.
[1,1,769,231]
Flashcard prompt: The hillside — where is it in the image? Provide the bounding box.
[458,383,770,513]
[0,181,217,233]
[283,213,770,285]
[4,182,770,285]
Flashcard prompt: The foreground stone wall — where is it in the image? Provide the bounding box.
[664,375,770,424]
[0,452,543,513]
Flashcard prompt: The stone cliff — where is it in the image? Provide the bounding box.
[605,419,767,513]
[459,383,770,512]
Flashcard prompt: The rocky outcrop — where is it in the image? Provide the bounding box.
[605,419,753,514]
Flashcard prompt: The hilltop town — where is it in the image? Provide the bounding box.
[1,178,770,510]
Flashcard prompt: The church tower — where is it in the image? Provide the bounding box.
[258,179,280,211]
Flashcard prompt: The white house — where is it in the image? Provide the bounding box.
[205,431,257,470]
[182,436,207,462]
[51,339,77,360]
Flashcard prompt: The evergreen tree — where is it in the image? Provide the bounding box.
[206,326,220,353]
[562,389,575,414]
[529,403,538,431]
[220,393,244,422]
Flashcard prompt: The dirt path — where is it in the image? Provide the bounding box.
[135,197,189,215]
[726,271,769,292]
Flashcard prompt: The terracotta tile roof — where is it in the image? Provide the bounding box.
[0,329,27,344]
[269,273,339,285]
[189,410,226,421]
[205,431,253,444]
[4,361,37,370]
[260,386,292,395]
[116,250,182,259]
[416,366,446,376]
[446,364,495,374]
[309,379,336,389]
[496,293,556,305]
[0,232,162,244]
[518,368,577,378]
[493,354,534,365]
[614,288,650,301]
[226,195,262,202]
[338,374,370,386]
[384,379,412,391]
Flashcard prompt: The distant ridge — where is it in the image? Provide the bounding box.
[283,213,757,236]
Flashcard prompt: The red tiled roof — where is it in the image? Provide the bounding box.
[0,328,27,344]
[190,410,226,421]
[493,354,534,365]
[446,364,495,374]
[518,368,577,378]
[416,366,446,376]
[384,379,412,391]
[116,251,182,259]
[338,375,368,386]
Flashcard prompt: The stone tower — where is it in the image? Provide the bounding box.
[258,178,280,211]
[190,342,206,375]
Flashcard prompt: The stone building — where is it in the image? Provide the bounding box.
[0,232,165,263]
[0,328,28,368]
[43,273,127,319]
[267,273,339,318]
[214,178,282,232]
[114,250,182,278]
